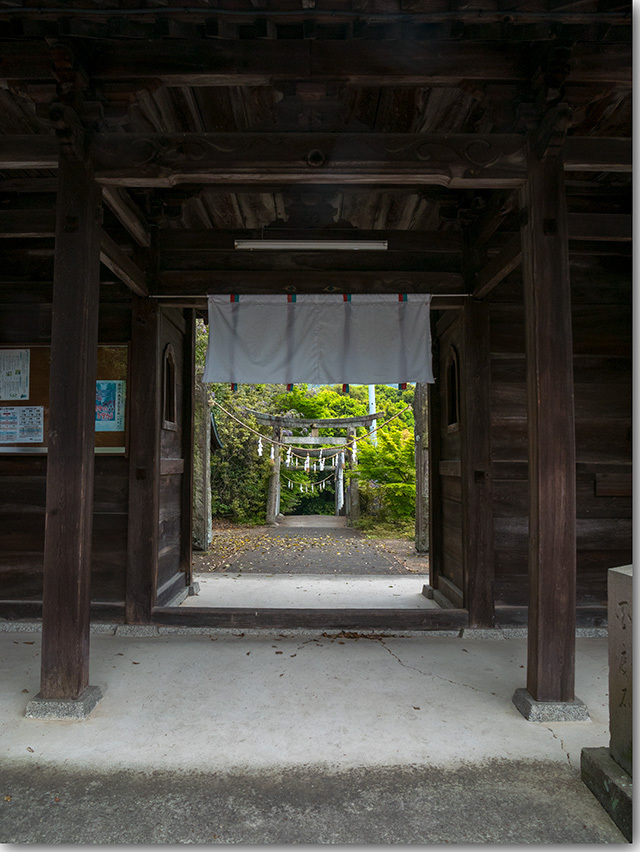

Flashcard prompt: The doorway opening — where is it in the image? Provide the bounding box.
[188,372,432,613]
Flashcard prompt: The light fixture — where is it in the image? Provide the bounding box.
[234,239,388,251]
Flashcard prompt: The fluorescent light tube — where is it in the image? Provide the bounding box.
[234,239,388,251]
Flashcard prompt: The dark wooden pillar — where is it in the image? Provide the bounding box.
[520,143,576,701]
[413,382,429,554]
[461,300,494,627]
[180,309,196,584]
[40,151,101,700]
[125,297,161,623]
[427,336,443,584]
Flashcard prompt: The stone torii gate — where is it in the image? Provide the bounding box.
[247,410,383,525]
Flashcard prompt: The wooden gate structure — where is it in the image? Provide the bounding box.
[0,2,631,714]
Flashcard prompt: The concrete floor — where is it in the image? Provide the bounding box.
[0,623,625,844]
[183,573,436,608]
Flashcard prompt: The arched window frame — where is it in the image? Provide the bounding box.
[446,345,460,432]
[162,343,178,431]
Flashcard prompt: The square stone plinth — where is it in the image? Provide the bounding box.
[608,565,632,777]
[25,685,103,720]
[512,688,590,722]
[581,746,633,842]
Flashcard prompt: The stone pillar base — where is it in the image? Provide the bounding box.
[581,747,632,842]
[512,687,590,722]
[25,685,103,720]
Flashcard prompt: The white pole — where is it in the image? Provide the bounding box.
[368,384,377,446]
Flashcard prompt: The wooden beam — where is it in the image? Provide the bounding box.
[40,149,101,701]
[520,141,576,703]
[126,297,161,623]
[99,229,148,297]
[0,135,58,170]
[567,213,632,241]
[1,134,632,181]
[35,39,625,87]
[472,233,522,299]
[460,301,494,628]
[90,133,528,189]
[564,137,632,172]
[102,187,151,248]
[159,248,461,274]
[0,209,56,238]
[152,606,469,631]
[155,270,464,295]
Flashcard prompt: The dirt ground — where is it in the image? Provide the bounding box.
[193,518,429,576]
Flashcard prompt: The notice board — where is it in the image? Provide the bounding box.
[0,345,129,453]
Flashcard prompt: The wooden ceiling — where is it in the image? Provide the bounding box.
[0,1,632,306]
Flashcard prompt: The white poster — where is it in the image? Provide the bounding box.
[0,406,44,444]
[0,349,30,401]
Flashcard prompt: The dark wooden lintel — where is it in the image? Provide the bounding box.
[90,133,528,189]
[155,269,465,295]
[564,137,632,172]
[2,39,628,86]
[0,135,632,184]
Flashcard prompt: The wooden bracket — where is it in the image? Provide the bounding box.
[49,103,85,162]
[534,103,573,160]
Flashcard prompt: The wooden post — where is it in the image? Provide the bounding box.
[40,149,101,700]
[346,426,360,525]
[413,382,429,553]
[427,337,443,585]
[125,297,161,623]
[520,142,576,702]
[180,309,196,584]
[461,301,494,628]
[265,427,281,524]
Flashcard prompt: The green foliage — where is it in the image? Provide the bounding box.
[198,318,421,523]
[353,427,416,521]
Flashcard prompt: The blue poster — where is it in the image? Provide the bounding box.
[95,380,126,432]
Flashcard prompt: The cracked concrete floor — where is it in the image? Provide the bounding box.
[0,628,625,844]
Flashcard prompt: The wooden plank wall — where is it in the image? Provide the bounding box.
[489,258,632,607]
[0,297,131,607]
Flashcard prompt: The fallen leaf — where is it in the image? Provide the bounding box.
[21,689,28,694]
[132,661,140,665]
[4,796,12,802]
[26,747,34,753]
[413,706,421,710]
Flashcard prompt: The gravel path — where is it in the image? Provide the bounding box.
[193,516,429,576]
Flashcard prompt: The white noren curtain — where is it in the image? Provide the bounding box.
[203,294,433,385]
